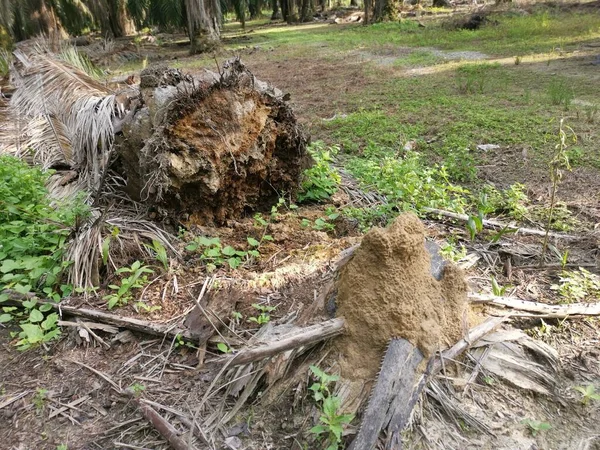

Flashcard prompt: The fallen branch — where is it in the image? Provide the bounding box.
[469,293,600,317]
[221,318,346,367]
[134,399,197,450]
[431,315,508,374]
[2,290,203,341]
[423,207,578,240]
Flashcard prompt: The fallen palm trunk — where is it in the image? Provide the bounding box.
[469,292,600,317]
[116,59,309,224]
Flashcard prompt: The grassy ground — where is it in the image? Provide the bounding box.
[187,5,600,231]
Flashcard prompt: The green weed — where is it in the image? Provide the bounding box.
[522,418,551,437]
[0,48,10,77]
[33,388,49,412]
[346,149,470,218]
[573,385,600,406]
[547,77,574,110]
[143,239,169,270]
[439,239,467,262]
[128,382,146,397]
[298,142,341,203]
[550,268,600,304]
[302,208,340,232]
[247,303,276,325]
[309,365,353,450]
[456,63,500,95]
[103,261,154,310]
[0,156,88,298]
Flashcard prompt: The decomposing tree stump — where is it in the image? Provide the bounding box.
[116,59,310,224]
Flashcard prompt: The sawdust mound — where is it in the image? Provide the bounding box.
[336,213,467,380]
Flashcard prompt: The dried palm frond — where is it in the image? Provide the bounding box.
[11,50,117,188]
[19,115,74,168]
[66,204,179,292]
[4,48,179,292]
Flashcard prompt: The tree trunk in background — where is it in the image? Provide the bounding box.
[300,0,314,22]
[350,0,358,6]
[284,0,297,23]
[184,0,221,54]
[373,0,397,22]
[249,0,263,19]
[84,0,134,38]
[281,0,289,21]
[10,0,63,42]
[364,0,371,24]
[107,0,135,37]
[271,0,282,20]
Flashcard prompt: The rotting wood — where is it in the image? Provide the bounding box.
[348,339,423,450]
[431,315,508,374]
[221,318,346,367]
[422,207,578,240]
[469,293,600,317]
[350,316,507,450]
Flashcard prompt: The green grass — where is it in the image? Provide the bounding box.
[224,9,600,58]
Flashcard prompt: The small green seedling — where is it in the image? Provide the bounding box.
[247,303,276,326]
[33,388,48,412]
[522,419,551,436]
[466,212,483,241]
[309,365,339,402]
[144,239,169,270]
[103,261,154,309]
[482,375,495,385]
[174,333,196,350]
[491,276,507,297]
[573,385,600,406]
[128,382,146,397]
[56,445,68,450]
[133,301,161,313]
[216,342,232,353]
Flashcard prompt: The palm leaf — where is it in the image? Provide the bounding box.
[22,115,74,168]
[11,50,116,189]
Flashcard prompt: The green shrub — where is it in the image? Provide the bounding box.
[347,150,470,214]
[0,156,87,296]
[298,142,341,203]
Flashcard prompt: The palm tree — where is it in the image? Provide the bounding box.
[1,0,223,54]
[184,0,221,53]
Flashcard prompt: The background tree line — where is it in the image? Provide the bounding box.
[0,0,411,53]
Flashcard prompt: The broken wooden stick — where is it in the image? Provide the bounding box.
[469,293,600,317]
[221,318,346,367]
[2,290,201,341]
[423,207,578,240]
[431,315,508,374]
[134,399,197,450]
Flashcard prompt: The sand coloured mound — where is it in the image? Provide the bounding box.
[336,213,468,380]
